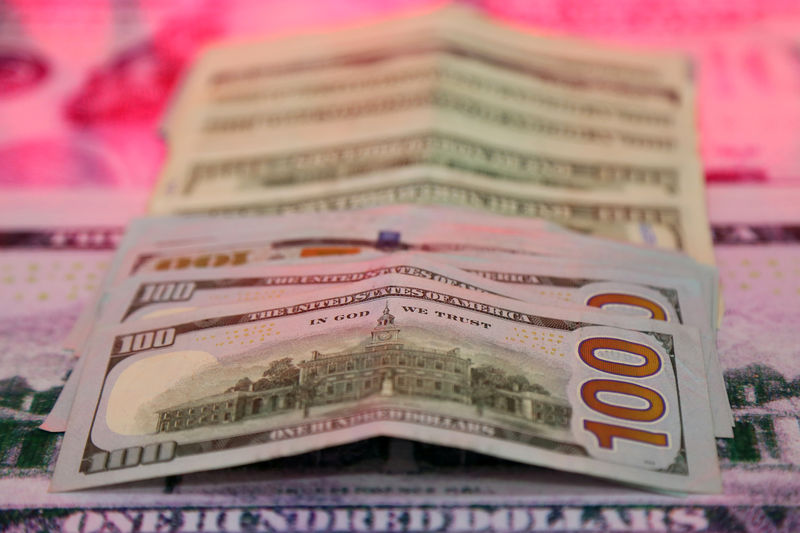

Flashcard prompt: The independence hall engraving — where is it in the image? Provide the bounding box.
[156,306,570,433]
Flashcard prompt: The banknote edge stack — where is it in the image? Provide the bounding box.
[45,5,730,494]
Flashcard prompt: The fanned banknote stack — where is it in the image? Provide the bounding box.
[46,6,730,494]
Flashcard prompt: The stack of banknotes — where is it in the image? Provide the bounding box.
[45,6,730,494]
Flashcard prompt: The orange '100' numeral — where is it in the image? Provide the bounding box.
[584,420,669,449]
[578,337,661,378]
[578,336,671,451]
[586,293,667,321]
[581,379,666,422]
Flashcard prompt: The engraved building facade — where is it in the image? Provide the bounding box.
[156,306,570,433]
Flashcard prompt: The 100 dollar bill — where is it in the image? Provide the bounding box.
[44,257,525,433]
[52,275,720,492]
[149,169,715,266]
[107,252,730,437]
[63,204,717,358]
[180,131,682,198]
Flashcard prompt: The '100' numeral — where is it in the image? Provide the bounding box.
[116,328,176,355]
[137,282,196,303]
[578,337,669,450]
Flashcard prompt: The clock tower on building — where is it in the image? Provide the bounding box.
[368,303,400,346]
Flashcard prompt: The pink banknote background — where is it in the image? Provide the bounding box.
[3,0,800,189]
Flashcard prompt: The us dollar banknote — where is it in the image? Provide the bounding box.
[101,253,704,325]
[66,203,716,354]
[52,207,721,436]
[102,204,719,308]
[149,169,715,266]
[179,131,682,197]
[47,248,714,416]
[153,4,707,251]
[161,45,693,198]
[165,5,689,143]
[45,255,521,433]
[92,252,730,436]
[441,254,730,434]
[59,205,567,355]
[61,203,716,356]
[51,274,720,493]
[207,59,675,129]
[197,89,678,152]
[159,52,695,196]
